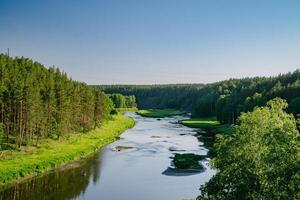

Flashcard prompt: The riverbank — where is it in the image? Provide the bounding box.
[116,107,138,112]
[179,117,231,134]
[179,117,232,157]
[0,114,135,187]
[137,109,185,118]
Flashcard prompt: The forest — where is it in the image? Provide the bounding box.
[108,93,136,109]
[100,70,300,124]
[0,54,137,186]
[99,84,203,111]
[1,54,299,199]
[0,54,118,149]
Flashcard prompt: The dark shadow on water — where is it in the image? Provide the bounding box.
[162,167,205,177]
[168,147,186,152]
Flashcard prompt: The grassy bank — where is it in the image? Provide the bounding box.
[137,109,185,118]
[179,117,232,156]
[0,114,135,187]
[179,117,231,134]
[116,107,138,112]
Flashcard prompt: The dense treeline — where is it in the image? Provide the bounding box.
[108,93,136,108]
[194,70,300,123]
[99,84,203,111]
[0,54,114,148]
[100,70,300,124]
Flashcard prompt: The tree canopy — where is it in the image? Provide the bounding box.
[109,93,136,108]
[100,70,300,124]
[0,54,114,148]
[197,98,300,200]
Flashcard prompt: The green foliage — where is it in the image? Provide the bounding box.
[109,93,136,109]
[179,117,232,157]
[288,97,300,116]
[125,95,137,108]
[198,98,300,199]
[211,72,300,123]
[0,114,135,185]
[179,117,220,129]
[173,153,205,169]
[116,107,138,112]
[0,54,114,147]
[99,84,202,111]
[137,109,184,118]
[0,124,3,149]
[100,70,300,124]
[179,117,232,134]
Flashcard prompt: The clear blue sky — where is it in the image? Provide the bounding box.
[1,0,299,84]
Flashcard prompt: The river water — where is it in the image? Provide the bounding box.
[0,112,215,200]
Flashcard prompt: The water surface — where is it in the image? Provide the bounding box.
[0,112,215,200]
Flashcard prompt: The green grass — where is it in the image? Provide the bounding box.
[179,117,232,134]
[0,114,135,186]
[116,107,138,112]
[179,117,232,157]
[179,117,220,128]
[137,109,185,118]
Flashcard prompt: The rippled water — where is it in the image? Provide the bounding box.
[0,112,216,200]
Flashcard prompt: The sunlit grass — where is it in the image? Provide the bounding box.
[0,114,135,186]
[137,109,184,118]
[179,117,219,127]
[116,107,138,112]
[179,117,232,134]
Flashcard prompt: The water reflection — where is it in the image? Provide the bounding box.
[162,167,206,176]
[0,153,101,200]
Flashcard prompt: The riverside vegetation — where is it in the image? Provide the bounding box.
[179,117,232,157]
[172,153,205,170]
[179,117,232,134]
[137,109,184,118]
[102,72,300,199]
[0,114,134,186]
[0,54,136,186]
[0,54,113,149]
[100,70,300,122]
[197,98,300,199]
[1,54,300,199]
[135,100,300,199]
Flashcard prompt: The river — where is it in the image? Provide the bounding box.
[0,112,215,200]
